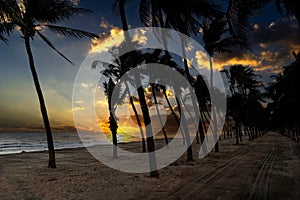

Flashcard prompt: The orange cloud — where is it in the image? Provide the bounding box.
[215,56,261,69]
[195,50,210,69]
[90,27,124,53]
[90,25,148,54]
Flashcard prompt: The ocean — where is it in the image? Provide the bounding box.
[0,132,105,155]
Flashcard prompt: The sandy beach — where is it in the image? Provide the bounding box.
[0,132,299,200]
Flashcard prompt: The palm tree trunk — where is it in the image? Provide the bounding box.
[179,36,195,160]
[118,0,159,178]
[107,79,118,158]
[208,56,220,152]
[119,0,129,33]
[162,87,184,139]
[201,110,209,134]
[175,95,193,161]
[24,36,56,168]
[151,84,168,145]
[240,127,243,142]
[198,109,208,153]
[129,97,146,153]
[137,86,159,177]
[181,98,199,143]
[109,112,118,159]
[239,124,243,142]
[125,82,146,153]
[129,96,146,152]
[235,122,240,145]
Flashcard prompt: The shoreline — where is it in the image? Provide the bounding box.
[0,137,169,156]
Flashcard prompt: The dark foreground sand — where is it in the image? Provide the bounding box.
[0,132,299,200]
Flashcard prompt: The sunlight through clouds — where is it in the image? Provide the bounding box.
[90,27,124,53]
[90,26,149,53]
[195,50,210,69]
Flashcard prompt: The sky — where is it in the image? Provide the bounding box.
[0,0,299,130]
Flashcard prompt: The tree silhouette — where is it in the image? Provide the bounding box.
[267,52,300,141]
[113,0,159,177]
[139,0,223,160]
[0,0,98,168]
[103,78,119,159]
[226,0,271,46]
[276,0,300,28]
[222,65,263,144]
[97,47,151,153]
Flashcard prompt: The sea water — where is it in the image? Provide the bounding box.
[0,132,105,155]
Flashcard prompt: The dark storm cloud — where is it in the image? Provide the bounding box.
[250,18,300,46]
[214,18,300,74]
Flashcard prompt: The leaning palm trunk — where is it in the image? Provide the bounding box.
[151,84,168,145]
[208,56,220,152]
[179,35,197,160]
[137,86,159,177]
[175,95,193,161]
[181,97,200,144]
[25,36,56,168]
[162,87,185,139]
[162,87,186,145]
[118,0,159,178]
[125,81,146,153]
[129,95,146,152]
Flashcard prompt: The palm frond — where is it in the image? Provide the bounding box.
[0,0,19,42]
[226,0,271,42]
[37,31,74,65]
[276,0,285,16]
[207,36,249,54]
[139,0,162,27]
[45,24,99,39]
[0,22,15,42]
[24,0,92,23]
[138,0,151,26]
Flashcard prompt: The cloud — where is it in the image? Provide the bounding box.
[195,50,210,69]
[132,29,148,45]
[72,106,85,111]
[91,19,149,53]
[214,17,300,74]
[250,18,300,47]
[80,82,93,89]
[100,17,114,29]
[215,53,262,69]
[90,27,124,53]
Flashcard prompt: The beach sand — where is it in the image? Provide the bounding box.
[0,133,299,200]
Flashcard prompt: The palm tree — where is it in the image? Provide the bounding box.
[0,0,98,168]
[113,0,159,177]
[150,84,169,145]
[201,15,249,150]
[103,78,119,159]
[267,52,300,141]
[163,0,223,156]
[226,0,300,41]
[97,48,154,153]
[139,0,223,160]
[226,0,271,45]
[222,65,263,144]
